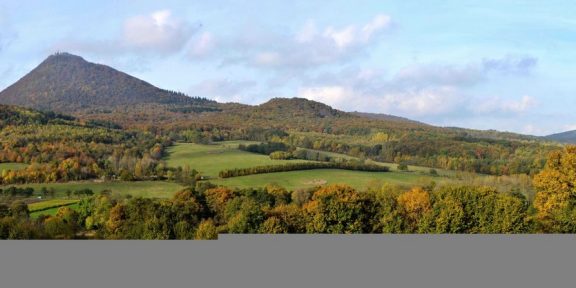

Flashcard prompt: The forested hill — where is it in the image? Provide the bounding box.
[350,111,426,125]
[0,104,75,128]
[0,52,215,113]
[546,130,576,144]
[256,98,348,119]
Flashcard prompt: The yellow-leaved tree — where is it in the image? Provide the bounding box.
[532,146,576,233]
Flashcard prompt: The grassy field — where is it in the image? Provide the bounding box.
[212,169,450,191]
[0,163,28,172]
[165,141,311,177]
[1,181,185,199]
[166,141,460,189]
[165,141,460,191]
[28,199,80,212]
[30,203,80,218]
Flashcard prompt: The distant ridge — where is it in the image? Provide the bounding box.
[546,130,576,144]
[350,111,427,125]
[0,52,214,113]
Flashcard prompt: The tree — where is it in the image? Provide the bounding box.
[194,219,218,240]
[304,185,374,234]
[106,203,126,237]
[532,146,576,233]
[204,187,234,224]
[397,163,409,171]
[396,187,431,232]
[291,189,313,206]
[265,184,290,205]
[10,200,29,219]
[225,198,265,233]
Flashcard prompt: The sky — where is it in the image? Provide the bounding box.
[0,0,575,136]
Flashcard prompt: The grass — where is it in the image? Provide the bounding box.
[30,203,80,218]
[212,169,450,191]
[0,163,28,172]
[1,181,185,199]
[165,141,460,191]
[28,199,80,212]
[165,141,311,178]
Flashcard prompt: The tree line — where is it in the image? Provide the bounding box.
[218,162,390,178]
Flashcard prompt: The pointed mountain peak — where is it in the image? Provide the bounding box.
[0,53,214,113]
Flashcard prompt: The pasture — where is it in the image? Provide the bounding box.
[1,181,185,199]
[30,203,80,218]
[28,199,80,213]
[165,141,311,177]
[212,169,447,191]
[165,141,456,191]
[0,163,28,172]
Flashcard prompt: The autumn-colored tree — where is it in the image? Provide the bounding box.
[56,206,80,232]
[259,217,287,234]
[204,187,234,224]
[170,189,203,226]
[43,216,75,239]
[265,204,306,233]
[106,203,126,237]
[225,198,265,233]
[303,184,374,234]
[532,146,576,233]
[10,200,29,219]
[265,184,291,206]
[396,187,431,232]
[195,219,218,240]
[291,188,313,206]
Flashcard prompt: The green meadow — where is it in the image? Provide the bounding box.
[30,203,80,218]
[212,169,448,191]
[165,141,311,178]
[0,163,28,172]
[1,181,185,199]
[165,141,455,191]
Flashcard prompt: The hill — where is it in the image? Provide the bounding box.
[0,52,215,113]
[546,130,576,144]
[0,53,562,176]
[350,111,426,125]
[256,98,348,119]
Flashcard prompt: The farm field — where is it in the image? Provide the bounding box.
[212,169,448,191]
[28,199,80,213]
[0,163,28,172]
[166,141,457,191]
[1,181,185,199]
[165,141,311,177]
[30,203,80,218]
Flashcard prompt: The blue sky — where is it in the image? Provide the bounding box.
[0,0,575,135]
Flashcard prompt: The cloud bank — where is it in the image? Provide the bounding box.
[189,14,393,70]
[54,9,199,57]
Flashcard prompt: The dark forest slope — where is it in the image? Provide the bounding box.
[0,53,214,113]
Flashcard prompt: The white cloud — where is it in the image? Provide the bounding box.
[190,79,257,103]
[122,10,195,54]
[361,15,392,40]
[54,9,198,57]
[296,56,539,119]
[196,14,392,70]
[473,95,537,114]
[297,86,353,107]
[522,124,547,136]
[563,124,576,131]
